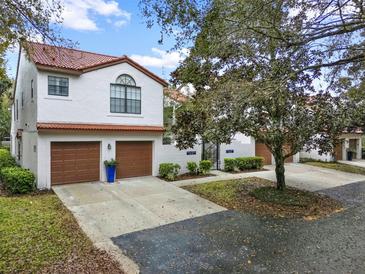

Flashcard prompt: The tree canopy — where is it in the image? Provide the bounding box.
[1,0,71,54]
[141,0,365,189]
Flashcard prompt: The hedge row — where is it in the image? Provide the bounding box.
[159,160,213,181]
[224,157,264,172]
[0,148,35,195]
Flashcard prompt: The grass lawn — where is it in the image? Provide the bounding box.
[303,161,365,175]
[0,192,123,273]
[183,177,343,219]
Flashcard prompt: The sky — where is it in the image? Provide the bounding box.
[6,0,187,81]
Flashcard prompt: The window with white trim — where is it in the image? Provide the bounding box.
[48,76,69,96]
[110,74,141,114]
[31,79,34,99]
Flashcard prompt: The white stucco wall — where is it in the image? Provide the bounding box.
[220,134,255,169]
[158,143,203,174]
[158,133,256,173]
[37,63,164,126]
[300,149,333,162]
[11,50,38,161]
[21,132,38,175]
[36,132,163,189]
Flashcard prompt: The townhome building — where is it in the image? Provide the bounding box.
[12,42,298,189]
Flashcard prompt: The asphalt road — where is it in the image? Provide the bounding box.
[112,181,365,274]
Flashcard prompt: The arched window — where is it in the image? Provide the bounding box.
[110,74,141,114]
[116,74,136,86]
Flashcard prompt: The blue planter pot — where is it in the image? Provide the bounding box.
[347,151,353,161]
[106,165,116,183]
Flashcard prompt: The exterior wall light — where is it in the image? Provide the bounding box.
[107,144,112,150]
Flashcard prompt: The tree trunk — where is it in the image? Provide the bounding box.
[274,154,286,190]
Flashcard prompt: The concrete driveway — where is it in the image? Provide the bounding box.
[54,176,225,273]
[174,163,365,191]
[53,176,225,238]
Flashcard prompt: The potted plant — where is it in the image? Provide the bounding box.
[104,159,117,183]
[347,149,355,161]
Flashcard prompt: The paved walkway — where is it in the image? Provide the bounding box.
[173,163,365,191]
[339,159,365,168]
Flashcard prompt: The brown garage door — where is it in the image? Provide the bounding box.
[283,144,293,163]
[116,141,152,178]
[51,142,100,185]
[255,143,272,165]
[334,141,343,161]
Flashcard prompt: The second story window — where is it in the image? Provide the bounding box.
[31,79,34,99]
[16,99,19,120]
[110,74,141,114]
[48,76,69,96]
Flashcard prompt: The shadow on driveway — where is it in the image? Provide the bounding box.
[112,181,365,273]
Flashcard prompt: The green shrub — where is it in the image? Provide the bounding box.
[187,161,198,175]
[235,157,264,170]
[224,158,236,172]
[0,149,16,169]
[199,160,212,175]
[104,159,117,166]
[1,167,36,194]
[159,163,181,181]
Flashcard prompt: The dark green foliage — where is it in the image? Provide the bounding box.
[224,158,236,172]
[0,91,11,142]
[1,167,35,194]
[0,0,73,56]
[235,157,264,170]
[140,0,365,190]
[104,159,117,166]
[0,148,16,169]
[224,157,263,171]
[199,160,212,175]
[159,163,181,181]
[187,161,198,175]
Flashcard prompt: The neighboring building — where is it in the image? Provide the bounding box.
[163,88,299,169]
[300,129,363,161]
[162,87,256,171]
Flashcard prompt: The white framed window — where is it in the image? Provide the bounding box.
[48,76,69,96]
[110,74,141,114]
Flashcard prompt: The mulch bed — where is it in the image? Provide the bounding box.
[184,177,344,220]
[40,247,124,274]
[225,168,269,174]
[160,173,216,182]
[235,179,344,219]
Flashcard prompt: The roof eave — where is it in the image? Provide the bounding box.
[35,64,83,76]
[82,57,168,87]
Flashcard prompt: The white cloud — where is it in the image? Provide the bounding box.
[114,20,128,28]
[131,48,189,69]
[60,0,131,31]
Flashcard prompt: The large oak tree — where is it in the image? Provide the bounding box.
[141,0,365,190]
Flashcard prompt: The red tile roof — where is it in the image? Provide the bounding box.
[164,88,188,103]
[29,42,120,71]
[27,42,168,86]
[37,122,165,132]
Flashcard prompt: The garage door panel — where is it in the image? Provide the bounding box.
[255,143,272,165]
[51,142,100,185]
[116,141,152,179]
